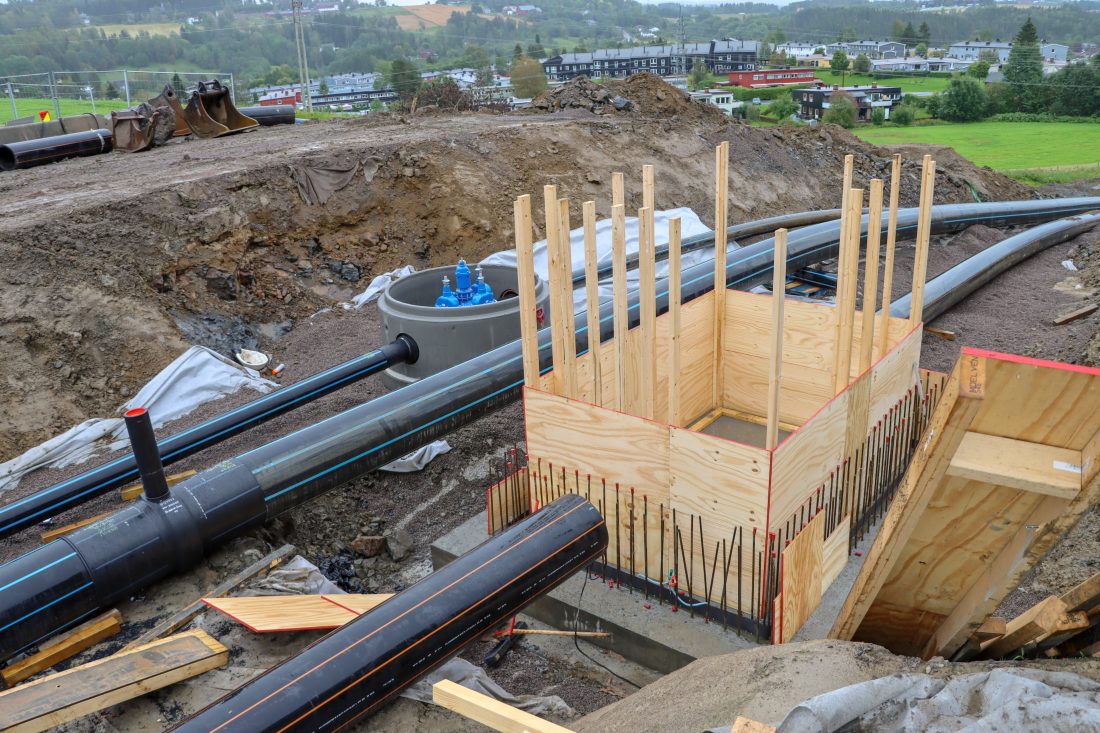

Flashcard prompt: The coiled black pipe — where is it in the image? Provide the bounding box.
[0,128,112,171]
[890,212,1100,322]
[237,105,296,126]
[0,197,1097,665]
[0,336,418,540]
[170,493,606,732]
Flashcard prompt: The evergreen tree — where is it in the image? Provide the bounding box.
[902,22,917,46]
[918,21,931,44]
[512,43,523,62]
[1003,17,1043,112]
[853,53,870,73]
[105,81,119,99]
[171,72,185,96]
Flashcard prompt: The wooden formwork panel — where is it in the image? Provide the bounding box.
[822,517,850,591]
[523,387,670,501]
[778,512,825,643]
[669,427,769,534]
[867,325,922,425]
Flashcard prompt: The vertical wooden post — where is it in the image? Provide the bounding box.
[612,172,625,208]
[668,216,682,427]
[611,203,628,412]
[712,141,729,410]
[832,154,855,393]
[639,205,656,420]
[582,201,602,407]
[877,154,902,358]
[514,195,540,389]
[542,185,565,395]
[766,228,788,451]
[556,198,577,398]
[642,164,655,211]
[834,187,863,393]
[859,179,884,372]
[840,153,854,222]
[910,155,936,328]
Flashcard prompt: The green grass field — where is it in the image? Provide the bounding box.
[2,96,132,123]
[821,70,954,93]
[853,121,1100,182]
[93,22,181,37]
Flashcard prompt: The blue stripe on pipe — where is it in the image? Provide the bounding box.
[0,581,93,633]
[0,551,78,594]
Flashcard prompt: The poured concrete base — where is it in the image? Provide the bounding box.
[431,512,760,674]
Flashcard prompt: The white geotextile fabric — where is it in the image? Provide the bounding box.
[351,265,417,307]
[402,657,574,718]
[775,668,1100,733]
[0,346,277,497]
[480,206,715,307]
[379,439,451,473]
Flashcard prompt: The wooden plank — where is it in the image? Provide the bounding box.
[667,216,682,427]
[611,203,628,412]
[525,387,670,500]
[638,205,656,420]
[867,324,921,421]
[432,679,575,733]
[834,188,862,394]
[1,611,122,688]
[556,197,577,399]
[924,326,957,341]
[980,595,1068,658]
[543,185,565,396]
[766,229,788,451]
[514,194,541,389]
[1054,303,1098,326]
[126,543,295,649]
[877,154,902,359]
[0,630,227,733]
[40,511,113,542]
[496,629,609,638]
[821,516,850,591]
[975,617,1006,641]
[779,512,825,643]
[832,156,855,392]
[202,595,359,633]
[909,156,935,327]
[828,360,975,641]
[612,171,624,208]
[119,469,197,501]
[669,427,769,536]
[582,200,602,407]
[1061,570,1100,613]
[859,179,884,372]
[713,141,729,410]
[947,432,1082,499]
[731,717,777,733]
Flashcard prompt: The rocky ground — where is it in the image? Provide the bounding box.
[0,75,1098,731]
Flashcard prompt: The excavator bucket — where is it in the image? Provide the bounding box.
[110,107,158,152]
[148,84,191,138]
[182,80,258,138]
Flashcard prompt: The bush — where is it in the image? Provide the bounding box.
[871,107,885,125]
[990,112,1100,123]
[823,92,857,128]
[890,105,915,126]
[939,78,989,122]
[767,97,798,120]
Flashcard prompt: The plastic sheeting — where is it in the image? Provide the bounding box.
[774,668,1100,733]
[379,439,451,473]
[403,657,575,719]
[289,163,360,206]
[479,207,715,307]
[351,265,417,308]
[0,346,277,497]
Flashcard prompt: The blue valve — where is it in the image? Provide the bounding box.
[435,260,496,307]
[435,275,460,308]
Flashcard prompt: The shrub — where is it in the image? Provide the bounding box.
[871,107,885,125]
[890,105,915,126]
[823,92,857,128]
[939,78,989,122]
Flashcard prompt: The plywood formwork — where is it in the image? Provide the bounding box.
[831,349,1100,659]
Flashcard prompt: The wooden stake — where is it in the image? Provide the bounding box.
[582,201,602,406]
[612,171,625,208]
[877,154,902,358]
[639,206,656,420]
[712,141,729,409]
[542,185,565,395]
[514,195,540,389]
[557,197,577,398]
[497,629,610,638]
[642,164,655,212]
[611,203,628,412]
[433,679,575,733]
[835,187,862,392]
[668,216,682,427]
[832,156,855,394]
[1,610,122,688]
[766,228,788,451]
[860,178,884,371]
[910,155,936,327]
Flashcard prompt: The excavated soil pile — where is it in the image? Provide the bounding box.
[529,73,726,124]
[0,75,1033,459]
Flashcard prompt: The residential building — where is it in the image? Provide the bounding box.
[949,40,1012,62]
[1041,43,1069,62]
[502,5,541,14]
[775,42,823,57]
[870,56,971,73]
[793,84,903,121]
[690,88,744,116]
[795,54,831,69]
[543,40,759,82]
[825,41,906,59]
[727,68,820,88]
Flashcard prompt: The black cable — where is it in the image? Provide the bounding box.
[573,565,643,689]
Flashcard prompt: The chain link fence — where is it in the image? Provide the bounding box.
[0,70,236,123]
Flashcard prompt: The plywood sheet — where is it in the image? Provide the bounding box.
[822,517,850,591]
[669,427,769,533]
[203,595,368,632]
[779,512,824,643]
[524,387,670,500]
[868,325,921,423]
[723,352,834,426]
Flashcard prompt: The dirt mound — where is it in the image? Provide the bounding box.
[530,73,725,123]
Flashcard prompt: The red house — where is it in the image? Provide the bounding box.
[727,68,819,89]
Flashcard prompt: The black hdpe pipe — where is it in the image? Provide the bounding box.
[890,212,1100,323]
[1,197,1097,665]
[0,336,418,540]
[170,493,606,732]
[237,105,296,126]
[0,128,112,171]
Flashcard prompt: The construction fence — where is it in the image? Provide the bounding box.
[0,70,236,123]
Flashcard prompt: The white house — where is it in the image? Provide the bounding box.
[775,42,823,57]
[690,88,744,116]
[949,40,1012,63]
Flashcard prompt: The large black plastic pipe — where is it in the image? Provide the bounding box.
[123,408,169,502]
[171,493,606,732]
[0,197,1097,665]
[0,336,418,540]
[890,212,1100,322]
[237,105,296,126]
[0,128,112,171]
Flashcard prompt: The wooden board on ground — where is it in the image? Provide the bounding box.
[203,594,391,633]
[0,630,226,733]
[778,512,824,643]
[830,350,1100,659]
[119,469,197,501]
[1,611,121,688]
[432,679,575,733]
[40,511,113,542]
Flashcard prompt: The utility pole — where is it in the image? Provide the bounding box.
[291,0,312,112]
